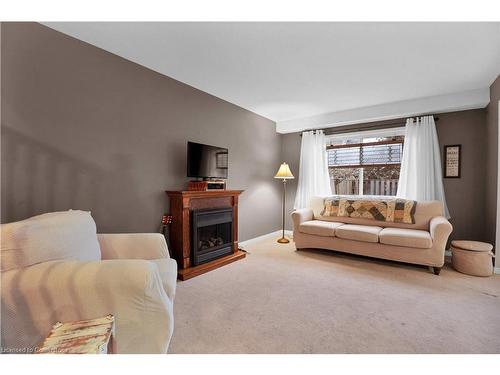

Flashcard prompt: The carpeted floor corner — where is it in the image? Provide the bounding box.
[168,236,500,354]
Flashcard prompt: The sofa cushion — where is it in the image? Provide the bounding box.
[1,210,101,272]
[299,220,344,237]
[379,228,432,249]
[335,224,383,243]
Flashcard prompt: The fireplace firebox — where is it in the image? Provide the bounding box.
[192,208,233,266]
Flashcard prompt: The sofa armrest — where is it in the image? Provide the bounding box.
[292,208,314,231]
[1,259,173,354]
[98,233,170,260]
[430,216,453,250]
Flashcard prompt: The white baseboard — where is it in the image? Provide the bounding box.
[239,230,293,250]
[495,267,500,275]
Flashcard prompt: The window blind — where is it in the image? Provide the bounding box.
[327,140,403,168]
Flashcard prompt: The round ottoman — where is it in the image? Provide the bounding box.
[451,240,494,277]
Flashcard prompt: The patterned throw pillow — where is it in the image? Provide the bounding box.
[322,196,416,224]
[322,197,341,217]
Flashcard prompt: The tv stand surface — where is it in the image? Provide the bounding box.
[187,180,226,191]
[165,190,245,280]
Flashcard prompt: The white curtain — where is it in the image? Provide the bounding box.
[294,130,333,209]
[397,116,450,218]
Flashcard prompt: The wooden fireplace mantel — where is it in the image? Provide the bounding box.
[165,190,245,280]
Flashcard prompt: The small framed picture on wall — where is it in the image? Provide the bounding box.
[444,144,461,178]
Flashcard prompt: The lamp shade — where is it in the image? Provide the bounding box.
[274,163,294,179]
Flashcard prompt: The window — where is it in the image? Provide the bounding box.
[327,132,404,196]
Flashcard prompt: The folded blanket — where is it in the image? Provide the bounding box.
[322,196,417,224]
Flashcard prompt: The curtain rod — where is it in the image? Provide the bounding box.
[300,116,440,136]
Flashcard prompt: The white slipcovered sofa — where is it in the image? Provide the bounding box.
[292,197,453,274]
[1,210,177,354]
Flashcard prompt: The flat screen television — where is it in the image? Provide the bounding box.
[187,141,228,179]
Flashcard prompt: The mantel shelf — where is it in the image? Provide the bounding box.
[165,190,244,198]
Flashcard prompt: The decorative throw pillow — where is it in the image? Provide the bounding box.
[322,197,341,217]
[1,210,101,272]
[338,198,389,221]
[322,196,416,224]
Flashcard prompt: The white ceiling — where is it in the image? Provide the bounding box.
[44,22,500,132]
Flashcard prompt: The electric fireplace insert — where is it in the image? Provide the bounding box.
[191,207,233,266]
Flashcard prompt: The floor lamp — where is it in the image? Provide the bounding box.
[274,162,294,243]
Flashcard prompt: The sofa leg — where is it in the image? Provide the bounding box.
[431,266,441,275]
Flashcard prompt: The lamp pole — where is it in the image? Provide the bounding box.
[274,162,294,244]
[278,178,289,243]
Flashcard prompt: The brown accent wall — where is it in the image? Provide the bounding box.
[437,109,487,242]
[282,109,488,243]
[485,75,500,246]
[1,22,283,240]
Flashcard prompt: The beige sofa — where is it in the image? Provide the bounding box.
[292,197,453,274]
[1,210,177,354]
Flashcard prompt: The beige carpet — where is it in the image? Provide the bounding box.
[168,236,500,353]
